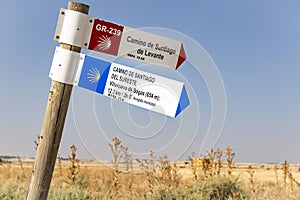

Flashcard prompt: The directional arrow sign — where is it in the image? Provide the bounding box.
[55,9,186,70]
[88,19,186,70]
[74,55,189,117]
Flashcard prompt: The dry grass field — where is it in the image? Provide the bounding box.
[1,140,300,199]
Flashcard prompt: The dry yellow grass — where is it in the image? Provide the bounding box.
[1,144,300,199]
[1,159,300,199]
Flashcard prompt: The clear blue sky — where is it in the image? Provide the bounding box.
[0,0,299,163]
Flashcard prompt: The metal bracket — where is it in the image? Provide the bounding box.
[49,46,85,85]
[54,8,94,48]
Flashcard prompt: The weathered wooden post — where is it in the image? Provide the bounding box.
[27,2,89,200]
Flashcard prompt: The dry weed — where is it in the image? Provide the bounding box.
[247,165,255,194]
[68,144,79,182]
[225,146,235,177]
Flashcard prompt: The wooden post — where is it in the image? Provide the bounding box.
[27,2,89,200]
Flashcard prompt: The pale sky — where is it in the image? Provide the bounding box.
[0,0,299,163]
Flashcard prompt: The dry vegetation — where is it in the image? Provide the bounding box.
[1,137,300,199]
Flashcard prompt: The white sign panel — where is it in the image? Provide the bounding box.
[54,9,186,70]
[73,55,189,117]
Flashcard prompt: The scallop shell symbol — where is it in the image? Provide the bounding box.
[87,68,101,84]
[97,35,112,51]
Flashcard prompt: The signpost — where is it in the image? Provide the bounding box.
[49,47,189,117]
[73,54,189,117]
[55,10,186,70]
[28,2,189,199]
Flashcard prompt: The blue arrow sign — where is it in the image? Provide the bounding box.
[74,55,189,117]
